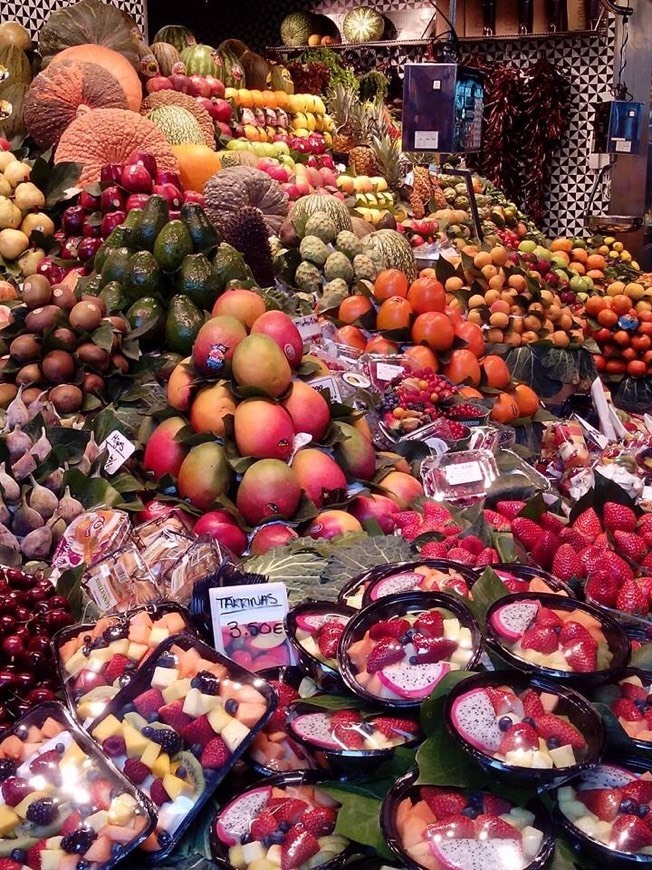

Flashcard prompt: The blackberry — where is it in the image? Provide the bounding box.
[61,828,98,854]
[191,671,220,695]
[26,797,58,825]
[151,728,182,755]
[103,624,128,643]
[77,862,91,870]
[0,759,17,782]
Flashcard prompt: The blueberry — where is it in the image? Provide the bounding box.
[93,638,108,649]
[522,717,535,727]
[498,716,512,732]
[83,635,92,644]
[639,804,650,818]
[462,807,479,819]
[157,831,171,845]
[279,822,290,833]
[620,798,638,814]
[225,699,238,715]
[261,836,271,848]
[148,711,158,722]
[122,703,135,714]
[190,677,201,690]
[82,646,91,657]
[546,737,560,749]
[176,767,187,779]
[158,654,175,667]
[15,725,27,741]
[399,634,412,646]
[409,656,418,665]
[11,849,26,862]
[142,727,153,738]
[55,743,65,754]
[469,792,484,809]
[270,831,284,845]
[77,862,91,870]
[191,743,202,757]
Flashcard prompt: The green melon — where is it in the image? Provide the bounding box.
[181,43,220,77]
[147,105,206,146]
[362,229,417,282]
[291,194,353,235]
[280,11,315,46]
[343,7,385,43]
[152,25,197,52]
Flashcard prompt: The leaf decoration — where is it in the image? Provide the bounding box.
[243,544,328,603]
[466,567,510,626]
[300,693,373,713]
[63,467,133,511]
[56,565,85,620]
[420,671,475,737]
[416,729,486,788]
[504,346,583,398]
[320,786,394,861]
[325,535,413,591]
[593,702,635,755]
[630,642,652,670]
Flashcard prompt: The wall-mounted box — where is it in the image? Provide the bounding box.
[593,100,644,155]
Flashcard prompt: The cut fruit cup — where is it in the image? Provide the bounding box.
[492,563,576,598]
[209,771,355,870]
[246,667,320,776]
[485,592,631,689]
[380,769,555,870]
[285,601,356,692]
[53,602,195,725]
[445,671,605,788]
[553,757,652,868]
[360,559,477,607]
[286,700,422,777]
[594,669,652,756]
[338,592,482,710]
[88,633,276,862]
[0,700,156,869]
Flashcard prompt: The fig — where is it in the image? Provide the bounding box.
[0,462,20,503]
[46,515,66,546]
[9,334,41,363]
[20,527,52,561]
[5,388,28,429]
[49,384,83,415]
[12,452,36,481]
[69,300,103,332]
[21,274,51,308]
[58,487,83,522]
[13,502,44,537]
[27,476,57,520]
[25,305,60,333]
[0,524,19,551]
[41,350,75,385]
[22,386,42,406]
[31,428,52,463]
[5,424,31,461]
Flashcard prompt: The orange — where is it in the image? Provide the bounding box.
[412,311,455,352]
[513,383,539,417]
[490,391,520,424]
[443,349,481,387]
[376,296,413,331]
[171,144,221,193]
[551,238,573,253]
[597,308,618,328]
[364,335,399,355]
[586,254,606,271]
[611,295,632,316]
[585,296,607,317]
[373,269,408,301]
[628,359,647,377]
[403,344,439,372]
[338,295,374,325]
[407,277,446,314]
[480,354,511,389]
[455,321,484,358]
[571,248,588,264]
[334,325,366,351]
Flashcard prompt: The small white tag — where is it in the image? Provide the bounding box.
[445,461,484,486]
[309,375,342,403]
[289,432,313,463]
[86,569,118,612]
[293,313,321,341]
[375,362,405,383]
[615,139,632,153]
[415,131,439,149]
[425,437,449,454]
[342,372,371,389]
[99,430,136,475]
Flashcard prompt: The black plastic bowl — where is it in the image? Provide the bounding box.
[285,600,356,692]
[445,670,605,789]
[593,668,652,758]
[381,769,555,870]
[492,562,577,598]
[485,592,631,689]
[338,591,482,710]
[361,559,477,607]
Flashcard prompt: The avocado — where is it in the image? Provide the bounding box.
[180,201,220,252]
[126,296,165,348]
[99,280,127,314]
[76,273,103,298]
[165,294,204,355]
[153,220,194,273]
[124,208,143,230]
[123,250,162,303]
[213,242,254,292]
[94,227,133,272]
[176,252,220,310]
[132,195,169,251]
[99,246,132,288]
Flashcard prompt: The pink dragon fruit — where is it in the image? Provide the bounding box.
[430,837,524,870]
[291,712,340,749]
[370,572,426,600]
[214,786,272,846]
[295,612,346,632]
[378,661,450,700]
[489,600,539,641]
[576,765,638,791]
[450,689,503,752]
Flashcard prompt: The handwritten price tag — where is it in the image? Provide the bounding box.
[99,430,136,475]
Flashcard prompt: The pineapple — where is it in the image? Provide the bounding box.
[370,133,403,192]
[349,146,378,176]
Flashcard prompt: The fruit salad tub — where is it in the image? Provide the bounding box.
[285,601,356,693]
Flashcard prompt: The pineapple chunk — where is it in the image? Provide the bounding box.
[151,752,171,778]
[162,678,191,704]
[162,774,193,800]
[221,718,250,752]
[92,714,122,743]
[152,666,179,689]
[549,744,576,768]
[443,618,461,640]
[123,722,150,757]
[148,626,170,647]
[182,687,221,717]
[0,804,19,835]
[127,642,149,661]
[108,793,138,826]
[140,740,161,769]
[531,751,554,769]
[207,705,233,734]
[85,810,109,832]
[241,842,265,864]
[40,850,65,870]
[228,845,246,870]
[60,741,86,769]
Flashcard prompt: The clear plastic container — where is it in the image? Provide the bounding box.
[421,449,499,504]
[83,545,160,613]
[52,511,133,573]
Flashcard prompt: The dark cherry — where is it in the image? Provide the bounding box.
[1,635,24,658]
[34,601,52,616]
[0,616,15,633]
[14,672,34,690]
[13,607,30,623]
[0,670,18,691]
[48,596,69,610]
[8,700,31,718]
[26,688,56,705]
[45,610,74,630]
[12,627,30,641]
[28,635,50,654]
[25,589,48,605]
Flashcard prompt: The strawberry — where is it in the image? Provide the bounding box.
[498,722,539,754]
[180,715,215,748]
[530,531,559,570]
[562,637,598,672]
[581,547,605,575]
[422,789,468,818]
[0,860,22,870]
[521,689,545,717]
[446,547,477,566]
[483,509,511,531]
[443,576,472,597]
[423,502,454,525]
[511,517,542,550]
[25,841,47,870]
[394,513,422,542]
[602,551,634,583]
[604,502,637,533]
[332,723,364,748]
[475,547,499,567]
[373,717,420,740]
[420,541,452,559]
[573,507,602,542]
[639,513,652,532]
[269,681,300,708]
[440,523,462,537]
[123,758,149,784]
[585,570,618,606]
[427,815,476,839]
[316,624,343,659]
[133,688,164,719]
[150,778,170,806]
[281,828,320,870]
[580,788,623,822]
[559,526,590,551]
[301,806,337,836]
[90,779,112,810]
[612,698,644,721]
[520,624,558,654]
[609,815,652,851]
[103,654,131,685]
[201,736,230,769]
[614,531,648,564]
[330,710,362,726]
[496,500,526,519]
[482,794,513,815]
[621,779,652,802]
[369,618,411,641]
[60,810,82,835]
[502,576,530,594]
[366,638,404,673]
[486,687,519,714]
[269,798,310,825]
[459,535,484,556]
[616,579,647,615]
[250,810,279,840]
[539,513,566,535]
[412,636,458,663]
[621,681,648,702]
[414,610,444,638]
[474,814,521,839]
[643,551,652,569]
[2,776,30,807]
[551,544,583,581]
[534,713,586,750]
[535,607,563,629]
[558,621,597,648]
[594,532,611,549]
[159,700,193,732]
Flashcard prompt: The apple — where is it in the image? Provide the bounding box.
[100,163,123,186]
[79,190,101,211]
[121,164,153,194]
[100,186,126,213]
[101,211,126,237]
[156,170,182,187]
[77,237,103,263]
[294,179,310,196]
[0,138,10,151]
[153,183,183,209]
[194,510,248,557]
[127,151,158,177]
[125,193,150,212]
[183,191,205,205]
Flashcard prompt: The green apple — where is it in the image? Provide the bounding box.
[534,246,552,261]
[518,240,537,253]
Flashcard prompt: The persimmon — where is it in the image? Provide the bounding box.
[376,296,413,331]
[455,321,484,358]
[403,344,439,372]
[407,277,445,314]
[628,359,647,377]
[513,383,539,417]
[365,335,399,355]
[605,359,626,374]
[334,325,366,351]
[338,295,374,325]
[490,391,520,424]
[611,294,632,316]
[443,349,481,387]
[373,269,408,301]
[480,354,511,389]
[597,308,618,328]
[632,334,651,352]
[458,386,484,400]
[412,311,455,352]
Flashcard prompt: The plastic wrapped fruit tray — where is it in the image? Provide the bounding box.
[492,563,576,598]
[88,633,276,862]
[285,600,356,692]
[0,700,156,869]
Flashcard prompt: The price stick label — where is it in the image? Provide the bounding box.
[99,430,136,475]
[309,375,342,403]
[209,582,297,671]
[444,460,484,486]
[293,313,322,341]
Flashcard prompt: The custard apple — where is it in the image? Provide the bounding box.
[269,236,283,258]
[353,254,378,281]
[299,235,330,267]
[295,261,323,294]
[336,230,363,260]
[304,212,338,244]
[317,278,350,312]
[324,251,354,284]
[363,247,387,272]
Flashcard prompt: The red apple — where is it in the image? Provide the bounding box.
[100,186,126,213]
[121,164,152,194]
[125,193,151,212]
[349,494,399,533]
[101,211,126,238]
[100,163,123,186]
[153,183,183,210]
[183,191,205,205]
[79,190,101,210]
[77,237,103,263]
[127,151,158,177]
[156,170,182,187]
[194,510,248,556]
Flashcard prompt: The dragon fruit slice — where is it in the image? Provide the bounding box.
[378,661,450,699]
[291,712,340,749]
[214,785,272,846]
[576,765,638,791]
[489,600,540,641]
[370,572,426,601]
[430,837,524,870]
[295,612,345,632]
[450,689,503,752]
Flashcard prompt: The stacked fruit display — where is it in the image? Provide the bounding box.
[336,173,397,225]
[226,90,333,155]
[229,152,338,206]
[585,291,652,379]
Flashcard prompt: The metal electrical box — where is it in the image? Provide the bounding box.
[402,63,484,153]
[593,100,644,155]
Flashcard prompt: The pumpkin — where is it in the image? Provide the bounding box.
[0,45,31,87]
[362,230,417,282]
[151,42,182,76]
[49,45,142,112]
[24,60,128,149]
[0,23,31,51]
[240,51,270,91]
[55,108,179,186]
[342,6,385,42]
[152,25,196,53]
[147,105,206,146]
[39,0,139,68]
[203,166,288,236]
[141,90,214,147]
[0,82,26,139]
[290,193,352,233]
[218,39,248,58]
[172,144,221,192]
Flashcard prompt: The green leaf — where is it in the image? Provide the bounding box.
[42,161,83,208]
[550,839,583,870]
[420,671,475,737]
[465,567,510,626]
[243,545,327,603]
[319,786,393,861]
[518,492,549,521]
[63,468,128,511]
[416,729,486,788]
[325,535,412,591]
[299,694,366,712]
[594,702,635,754]
[56,565,85,620]
[631,643,652,670]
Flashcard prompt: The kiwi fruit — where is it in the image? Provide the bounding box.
[111,353,129,374]
[22,386,42,406]
[41,350,75,385]
[21,274,52,309]
[0,384,17,408]
[25,305,60,333]
[82,373,105,394]
[10,334,41,363]
[69,300,103,333]
[51,285,77,311]
[80,295,106,316]
[15,363,42,386]
[49,384,83,414]
[50,327,78,351]
[76,343,110,372]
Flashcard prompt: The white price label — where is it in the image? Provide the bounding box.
[99,430,136,475]
[293,313,321,341]
[86,567,118,612]
[415,131,439,149]
[444,461,484,486]
[375,362,405,382]
[309,375,342,403]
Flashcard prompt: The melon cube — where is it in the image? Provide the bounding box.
[148,626,170,647]
[0,804,19,835]
[140,740,161,769]
[163,612,187,633]
[504,748,534,767]
[131,611,153,627]
[98,824,141,845]
[127,642,149,661]
[163,678,192,704]
[63,649,91,677]
[560,800,589,821]
[85,811,109,832]
[236,702,267,729]
[221,718,250,752]
[41,718,65,739]
[575,816,599,838]
[522,826,544,859]
[92,714,123,743]
[443,618,461,640]
[539,692,559,712]
[402,816,427,848]
[300,636,320,659]
[228,845,246,870]
[549,744,576,768]
[108,638,130,656]
[128,624,150,645]
[0,735,24,759]
[59,637,82,662]
[207,705,233,734]
[265,844,282,866]
[531,750,553,769]
[58,855,79,870]
[123,723,150,757]
[152,666,179,689]
[182,687,221,717]
[40,850,65,870]
[163,773,193,800]
[241,842,266,865]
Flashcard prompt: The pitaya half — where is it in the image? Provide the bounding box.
[295,612,345,632]
[214,785,272,846]
[378,661,450,700]
[576,764,638,791]
[450,689,503,752]
[430,837,524,870]
[489,600,539,641]
[291,712,340,749]
[370,572,425,600]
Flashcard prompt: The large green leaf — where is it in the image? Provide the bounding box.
[320,786,393,861]
[420,671,475,737]
[325,535,413,590]
[466,567,510,626]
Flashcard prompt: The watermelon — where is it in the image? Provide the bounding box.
[181,44,221,77]
[152,25,196,52]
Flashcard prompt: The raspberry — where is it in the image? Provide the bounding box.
[150,778,170,807]
[101,736,126,759]
[123,758,149,785]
